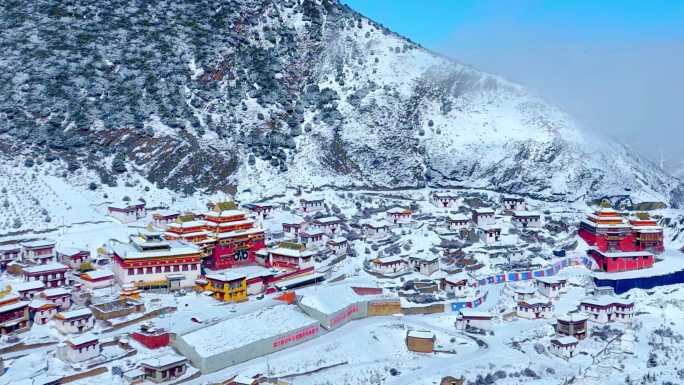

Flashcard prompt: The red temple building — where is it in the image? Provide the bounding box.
[164,214,215,256]
[202,202,266,270]
[579,207,664,254]
[629,214,664,253]
[0,291,30,335]
[588,248,654,273]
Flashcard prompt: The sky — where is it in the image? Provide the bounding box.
[344,0,684,173]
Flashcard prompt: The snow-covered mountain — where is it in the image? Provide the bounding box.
[0,0,681,206]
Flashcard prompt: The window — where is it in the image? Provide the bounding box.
[155,266,162,273]
[128,269,134,276]
[137,268,144,275]
[146,267,153,274]
[191,264,197,270]
[173,265,180,272]
[182,265,188,271]
[165,266,171,272]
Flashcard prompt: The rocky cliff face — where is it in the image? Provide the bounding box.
[0,0,680,204]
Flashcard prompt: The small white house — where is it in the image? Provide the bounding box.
[447,214,470,231]
[80,269,115,290]
[501,196,526,211]
[327,237,349,256]
[139,354,188,383]
[516,298,553,319]
[550,336,578,358]
[472,208,495,226]
[298,230,325,249]
[511,285,537,302]
[430,192,459,208]
[512,211,541,229]
[299,197,325,213]
[478,226,501,245]
[409,254,440,276]
[107,201,146,223]
[370,256,409,276]
[40,288,71,310]
[59,334,101,363]
[535,276,567,298]
[363,221,390,239]
[54,308,95,334]
[309,216,343,235]
[442,272,469,297]
[455,309,493,330]
[29,300,58,325]
[579,296,634,324]
[386,207,413,227]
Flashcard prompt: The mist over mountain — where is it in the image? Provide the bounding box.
[1,0,681,205]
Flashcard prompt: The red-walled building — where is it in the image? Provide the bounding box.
[203,202,266,270]
[588,248,654,273]
[132,324,171,349]
[629,214,664,253]
[579,208,664,254]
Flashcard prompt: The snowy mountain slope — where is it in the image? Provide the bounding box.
[0,0,681,206]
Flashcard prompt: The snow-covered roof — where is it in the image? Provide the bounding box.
[55,245,87,255]
[580,296,634,307]
[204,209,245,218]
[535,276,566,285]
[512,211,541,217]
[179,305,317,357]
[13,281,45,291]
[0,299,29,313]
[410,253,439,262]
[208,265,275,280]
[56,307,93,320]
[206,272,246,282]
[299,285,364,314]
[111,240,200,260]
[23,262,69,274]
[0,243,21,251]
[373,256,405,265]
[556,313,588,323]
[82,269,115,280]
[28,299,55,309]
[364,220,389,229]
[387,207,411,214]
[167,220,206,228]
[473,208,495,215]
[66,334,99,347]
[20,239,55,249]
[448,214,470,222]
[519,298,551,306]
[444,272,469,284]
[269,246,315,258]
[513,285,537,294]
[552,336,578,346]
[42,288,69,297]
[590,248,652,258]
[407,330,434,339]
[459,309,492,319]
[328,237,348,245]
[313,216,342,225]
[140,354,187,369]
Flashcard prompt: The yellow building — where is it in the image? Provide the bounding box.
[203,272,248,303]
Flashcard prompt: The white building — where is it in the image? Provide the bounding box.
[107,201,146,223]
[29,300,58,325]
[309,216,343,235]
[20,239,56,264]
[478,226,501,245]
[266,243,315,272]
[442,272,469,297]
[408,254,440,276]
[369,256,409,276]
[472,208,495,226]
[511,285,537,302]
[579,296,634,324]
[327,237,349,256]
[80,269,115,290]
[512,211,542,229]
[455,309,493,330]
[535,276,567,298]
[298,230,325,249]
[59,334,100,363]
[299,198,325,214]
[40,287,71,310]
[501,196,526,211]
[386,207,413,227]
[54,308,95,334]
[111,231,202,290]
[430,192,459,208]
[516,298,553,319]
[550,336,578,358]
[363,221,390,239]
[447,214,470,231]
[139,354,188,383]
